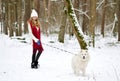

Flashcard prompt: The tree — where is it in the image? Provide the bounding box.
[116,0,120,41]
[89,0,96,47]
[74,0,80,22]
[24,0,31,34]
[1,0,8,35]
[17,0,22,36]
[82,0,88,34]
[14,0,19,36]
[58,2,67,43]
[65,0,87,49]
[8,0,14,37]
[43,0,49,36]
[101,0,107,37]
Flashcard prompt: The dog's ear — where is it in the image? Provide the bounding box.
[80,49,83,53]
[85,50,88,53]
[81,49,84,52]
[81,49,88,52]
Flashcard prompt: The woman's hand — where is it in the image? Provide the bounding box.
[37,40,40,45]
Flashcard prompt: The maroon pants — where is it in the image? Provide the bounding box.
[33,48,42,55]
[32,48,42,63]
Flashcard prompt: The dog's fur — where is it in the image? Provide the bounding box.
[71,49,90,76]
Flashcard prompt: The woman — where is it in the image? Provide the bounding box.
[28,9,43,69]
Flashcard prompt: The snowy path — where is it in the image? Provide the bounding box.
[0,34,120,81]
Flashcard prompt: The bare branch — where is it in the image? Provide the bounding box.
[96,0,105,10]
[74,8,90,20]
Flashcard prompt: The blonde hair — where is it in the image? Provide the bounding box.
[28,18,40,27]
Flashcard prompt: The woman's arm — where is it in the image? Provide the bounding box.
[28,22,39,42]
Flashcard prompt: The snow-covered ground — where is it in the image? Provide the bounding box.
[0,34,120,81]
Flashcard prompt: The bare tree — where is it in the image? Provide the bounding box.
[14,0,19,36]
[101,0,107,37]
[89,0,96,47]
[116,0,120,41]
[43,0,49,36]
[58,2,67,43]
[17,0,22,36]
[24,0,31,34]
[1,0,8,35]
[82,0,88,34]
[8,0,14,37]
[74,0,80,21]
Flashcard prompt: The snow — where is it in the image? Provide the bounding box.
[0,33,120,81]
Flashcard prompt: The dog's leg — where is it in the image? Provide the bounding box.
[74,69,80,76]
[82,69,86,76]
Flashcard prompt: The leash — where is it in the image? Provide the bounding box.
[42,42,75,55]
[17,38,76,56]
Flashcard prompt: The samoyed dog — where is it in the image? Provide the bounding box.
[71,49,90,76]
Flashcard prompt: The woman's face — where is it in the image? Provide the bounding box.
[32,17,38,24]
[32,16,38,20]
[31,17,39,27]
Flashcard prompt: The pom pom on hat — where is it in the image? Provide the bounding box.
[31,9,38,17]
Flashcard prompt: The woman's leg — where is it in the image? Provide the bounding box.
[34,51,42,68]
[36,51,42,62]
[31,49,37,68]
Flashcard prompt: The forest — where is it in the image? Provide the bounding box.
[0,0,120,47]
[1,0,120,80]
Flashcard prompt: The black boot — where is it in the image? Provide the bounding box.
[34,52,41,68]
[31,54,36,68]
[31,62,35,68]
[34,61,38,69]
[36,52,41,62]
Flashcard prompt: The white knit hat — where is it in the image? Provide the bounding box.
[31,9,38,17]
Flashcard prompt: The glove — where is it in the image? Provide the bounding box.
[37,40,40,45]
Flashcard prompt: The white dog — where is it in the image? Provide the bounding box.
[71,49,90,76]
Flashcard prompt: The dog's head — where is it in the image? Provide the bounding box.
[79,49,89,61]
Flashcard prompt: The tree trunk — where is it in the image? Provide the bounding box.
[89,0,96,47]
[43,0,48,36]
[101,0,107,37]
[8,1,14,37]
[117,0,120,41]
[17,0,22,36]
[24,0,31,34]
[15,0,19,36]
[1,0,8,35]
[58,4,67,43]
[65,0,87,50]
[82,0,88,34]
[34,0,40,16]
[74,0,80,21]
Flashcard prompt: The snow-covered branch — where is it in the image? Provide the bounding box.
[96,0,116,10]
[96,0,105,10]
[111,13,118,35]
[105,3,116,8]
[74,8,90,20]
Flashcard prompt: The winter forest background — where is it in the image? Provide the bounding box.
[0,0,120,43]
[1,0,120,81]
